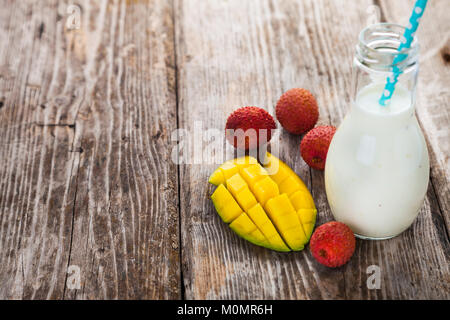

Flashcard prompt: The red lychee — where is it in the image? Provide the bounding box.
[300,125,336,170]
[276,88,319,134]
[310,221,356,268]
[225,106,276,150]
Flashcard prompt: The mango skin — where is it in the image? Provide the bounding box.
[209,154,317,252]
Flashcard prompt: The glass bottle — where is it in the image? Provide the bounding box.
[324,23,429,239]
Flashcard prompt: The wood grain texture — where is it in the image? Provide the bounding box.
[0,0,180,299]
[175,0,449,299]
[0,0,448,300]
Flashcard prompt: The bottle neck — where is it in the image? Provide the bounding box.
[352,23,419,113]
[356,23,419,73]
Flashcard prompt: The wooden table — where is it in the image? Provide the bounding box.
[0,0,448,300]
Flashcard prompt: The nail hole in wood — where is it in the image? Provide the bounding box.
[441,51,450,63]
[37,22,44,39]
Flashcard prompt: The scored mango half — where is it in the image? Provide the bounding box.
[209,154,317,252]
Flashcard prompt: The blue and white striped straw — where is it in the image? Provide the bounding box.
[378,0,428,106]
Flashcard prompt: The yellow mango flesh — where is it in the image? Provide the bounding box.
[297,208,317,238]
[230,213,269,248]
[252,177,279,206]
[208,156,258,186]
[264,153,310,194]
[210,184,243,223]
[209,154,317,252]
[265,194,307,250]
[247,204,290,252]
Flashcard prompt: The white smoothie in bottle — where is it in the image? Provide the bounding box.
[325,82,429,238]
[324,22,430,239]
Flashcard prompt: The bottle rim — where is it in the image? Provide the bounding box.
[356,23,419,71]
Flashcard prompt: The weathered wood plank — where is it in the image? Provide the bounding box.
[0,0,448,300]
[0,0,180,299]
[176,0,367,299]
[0,0,79,299]
[176,0,449,299]
[63,0,180,300]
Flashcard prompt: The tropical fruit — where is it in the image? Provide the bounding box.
[209,154,317,252]
[276,88,319,134]
[300,125,336,170]
[225,106,277,150]
[310,221,356,267]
